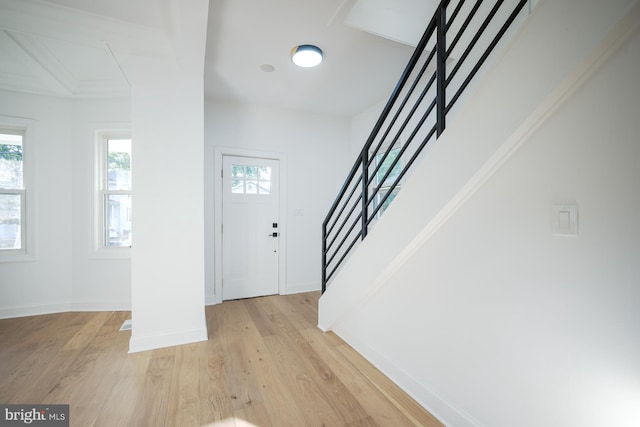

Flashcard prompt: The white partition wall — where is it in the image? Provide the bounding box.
[127,0,210,353]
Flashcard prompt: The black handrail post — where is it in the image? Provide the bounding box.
[322,222,327,293]
[361,150,369,240]
[436,3,447,137]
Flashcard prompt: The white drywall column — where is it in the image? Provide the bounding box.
[127,0,209,352]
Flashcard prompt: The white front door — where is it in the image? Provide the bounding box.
[222,155,280,300]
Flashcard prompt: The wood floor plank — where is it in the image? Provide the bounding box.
[92,348,151,426]
[0,292,443,427]
[269,291,319,327]
[217,302,269,417]
[62,311,113,351]
[346,415,383,427]
[243,297,279,337]
[263,331,348,426]
[165,343,201,427]
[0,312,48,345]
[239,302,308,426]
[68,312,137,425]
[253,295,372,425]
[198,345,235,424]
[300,327,418,427]
[336,343,444,427]
[198,304,236,425]
[129,347,176,426]
[1,312,90,403]
[42,313,119,406]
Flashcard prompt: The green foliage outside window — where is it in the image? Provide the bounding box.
[108,151,130,171]
[0,144,22,162]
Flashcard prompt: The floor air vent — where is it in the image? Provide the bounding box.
[119,319,132,331]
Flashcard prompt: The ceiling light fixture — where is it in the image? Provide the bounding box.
[290,44,323,68]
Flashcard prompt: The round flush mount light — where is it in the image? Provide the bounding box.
[290,44,323,68]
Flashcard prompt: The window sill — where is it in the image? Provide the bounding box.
[0,250,35,263]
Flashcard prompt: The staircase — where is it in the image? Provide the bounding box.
[322,0,531,292]
[319,0,640,426]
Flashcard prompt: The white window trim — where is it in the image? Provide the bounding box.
[0,116,36,263]
[91,127,131,259]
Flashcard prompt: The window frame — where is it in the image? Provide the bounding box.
[373,146,403,217]
[230,163,273,195]
[93,128,132,258]
[0,116,35,263]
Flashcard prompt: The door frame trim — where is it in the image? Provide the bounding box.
[213,146,288,304]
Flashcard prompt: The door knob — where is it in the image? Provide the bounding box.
[268,232,278,237]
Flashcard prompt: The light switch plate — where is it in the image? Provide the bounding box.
[552,205,578,237]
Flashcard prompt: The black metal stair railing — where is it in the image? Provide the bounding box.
[322,0,530,292]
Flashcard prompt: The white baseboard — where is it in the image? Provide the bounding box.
[283,281,321,295]
[205,294,218,306]
[333,326,483,427]
[128,326,208,353]
[71,301,131,311]
[0,300,133,319]
[0,301,72,319]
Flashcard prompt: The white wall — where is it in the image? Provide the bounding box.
[204,100,351,300]
[350,98,386,158]
[321,1,640,426]
[336,24,640,426]
[71,98,131,310]
[0,91,131,318]
[128,69,207,352]
[127,0,209,353]
[0,91,73,317]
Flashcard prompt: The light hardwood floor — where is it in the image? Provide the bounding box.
[0,292,443,426]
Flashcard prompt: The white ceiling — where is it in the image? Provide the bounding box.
[204,0,424,116]
[344,0,439,46]
[0,0,433,117]
[37,0,171,30]
[0,0,169,98]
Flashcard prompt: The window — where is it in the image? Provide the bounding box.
[374,147,402,215]
[97,134,131,250]
[0,130,25,252]
[231,164,272,195]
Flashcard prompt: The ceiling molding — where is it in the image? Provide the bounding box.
[0,29,71,97]
[0,0,174,99]
[6,31,76,95]
[0,0,173,57]
[1,28,129,98]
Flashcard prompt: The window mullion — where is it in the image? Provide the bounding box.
[0,189,23,195]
